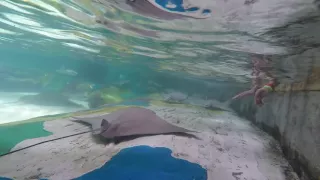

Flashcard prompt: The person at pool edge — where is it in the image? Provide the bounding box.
[232,54,279,106]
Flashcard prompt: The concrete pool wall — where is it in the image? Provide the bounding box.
[231,68,320,180]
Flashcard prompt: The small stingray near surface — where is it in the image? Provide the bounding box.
[72,107,197,142]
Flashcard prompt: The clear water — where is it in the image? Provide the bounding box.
[0,0,319,123]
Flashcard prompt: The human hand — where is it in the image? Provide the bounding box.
[232,86,258,100]
[254,87,269,106]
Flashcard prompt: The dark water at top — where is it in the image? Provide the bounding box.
[0,0,319,123]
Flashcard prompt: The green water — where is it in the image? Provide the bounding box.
[0,121,52,155]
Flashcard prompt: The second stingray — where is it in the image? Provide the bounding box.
[72,107,196,140]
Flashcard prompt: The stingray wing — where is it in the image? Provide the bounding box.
[72,110,125,135]
[100,107,191,138]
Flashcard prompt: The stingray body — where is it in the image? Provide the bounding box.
[73,107,194,139]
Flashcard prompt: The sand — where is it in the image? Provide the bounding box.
[0,105,299,180]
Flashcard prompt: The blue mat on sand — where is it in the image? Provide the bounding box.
[154,0,211,15]
[75,145,207,180]
[0,146,207,180]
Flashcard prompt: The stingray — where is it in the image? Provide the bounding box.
[0,107,197,157]
[72,107,196,140]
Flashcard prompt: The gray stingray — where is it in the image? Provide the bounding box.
[72,107,195,139]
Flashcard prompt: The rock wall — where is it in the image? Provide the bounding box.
[231,46,320,180]
[231,91,320,180]
[257,92,320,180]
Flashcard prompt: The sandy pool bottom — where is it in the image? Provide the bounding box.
[0,104,299,180]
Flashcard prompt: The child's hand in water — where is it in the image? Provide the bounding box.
[254,87,269,106]
[232,85,259,100]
